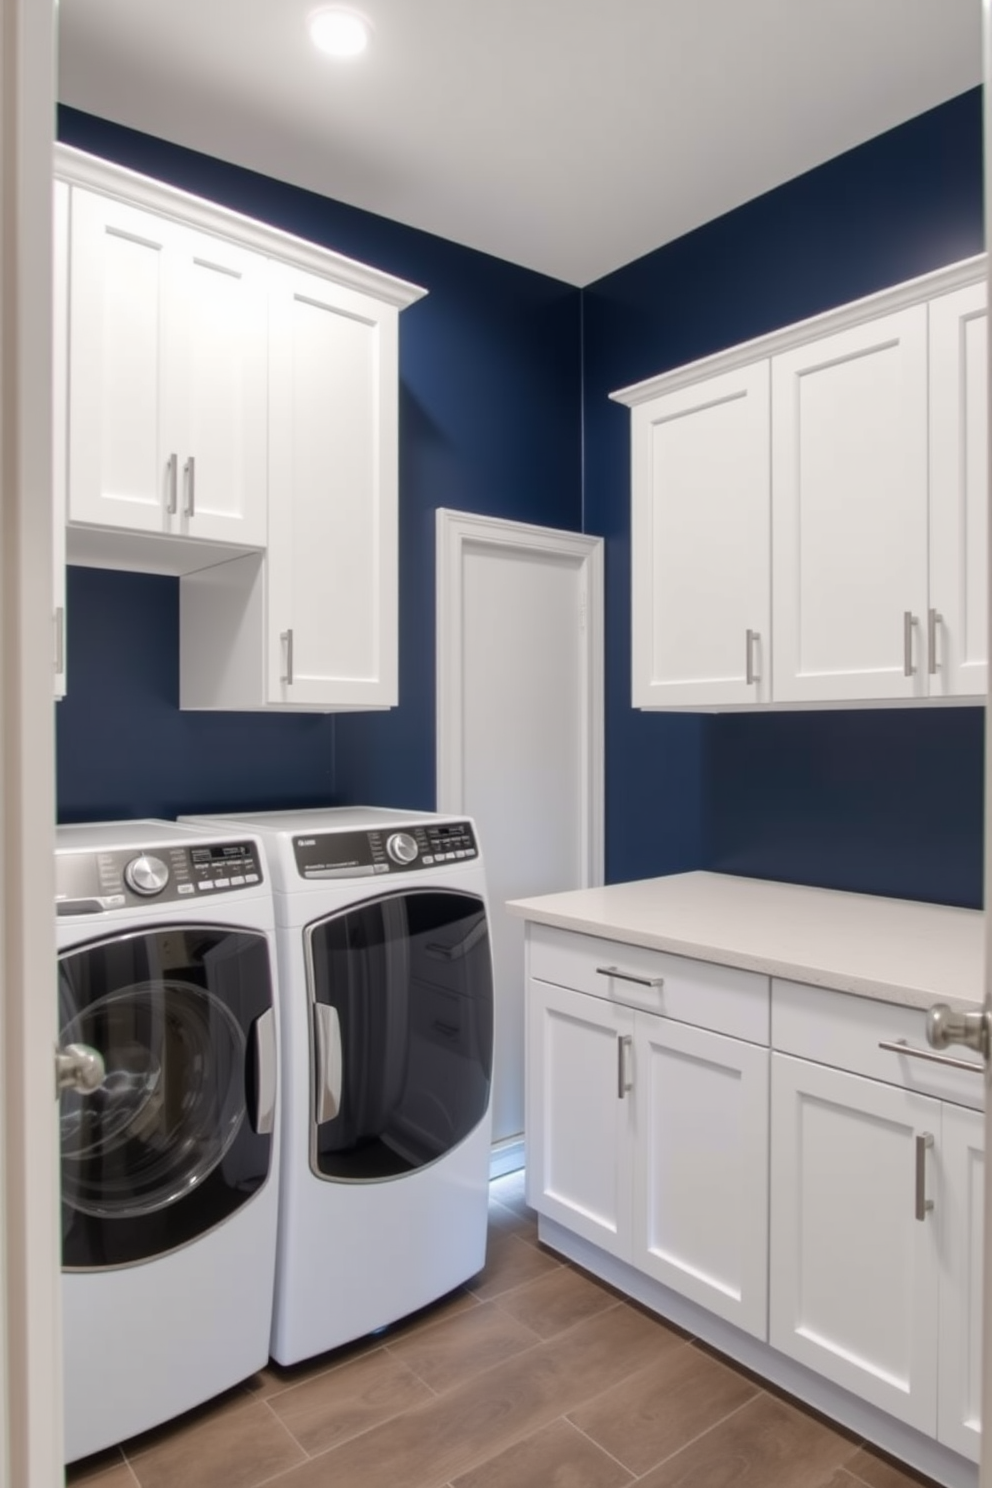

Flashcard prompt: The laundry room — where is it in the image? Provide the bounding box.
[8,2,990,1486]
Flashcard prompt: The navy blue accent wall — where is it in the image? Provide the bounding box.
[583,88,985,905]
[56,108,582,820]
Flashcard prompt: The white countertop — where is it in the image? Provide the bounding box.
[506,872,985,1010]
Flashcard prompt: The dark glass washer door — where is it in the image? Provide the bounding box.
[59,924,274,1270]
[308,889,493,1181]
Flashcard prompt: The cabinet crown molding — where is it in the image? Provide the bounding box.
[610,254,987,407]
[54,143,428,311]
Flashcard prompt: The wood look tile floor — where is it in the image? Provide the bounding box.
[67,1174,943,1488]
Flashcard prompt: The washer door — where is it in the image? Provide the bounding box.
[307,889,493,1181]
[59,925,275,1269]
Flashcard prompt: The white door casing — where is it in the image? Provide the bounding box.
[981,8,992,1487]
[436,509,604,1146]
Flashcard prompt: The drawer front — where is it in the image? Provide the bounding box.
[527,923,769,1044]
[772,979,985,1112]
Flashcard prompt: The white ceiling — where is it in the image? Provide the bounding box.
[57,0,982,287]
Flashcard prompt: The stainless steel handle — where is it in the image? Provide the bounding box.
[915,1132,934,1221]
[745,629,759,685]
[54,606,64,676]
[183,455,196,517]
[926,1003,989,1059]
[314,1003,343,1123]
[281,629,294,686]
[927,609,942,676]
[597,965,664,990]
[617,1034,633,1098]
[166,452,178,514]
[903,611,917,677]
[252,1007,277,1136]
[878,1038,984,1075]
[55,1042,105,1097]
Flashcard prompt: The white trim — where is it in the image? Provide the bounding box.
[488,1137,526,1180]
[53,143,427,311]
[611,253,987,407]
[435,508,605,888]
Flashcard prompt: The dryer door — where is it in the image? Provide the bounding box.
[307,889,493,1180]
[59,924,276,1269]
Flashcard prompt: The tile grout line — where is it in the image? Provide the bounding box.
[557,1412,640,1480]
[620,1388,774,1482]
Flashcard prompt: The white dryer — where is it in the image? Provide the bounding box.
[181,807,494,1366]
[56,820,280,1462]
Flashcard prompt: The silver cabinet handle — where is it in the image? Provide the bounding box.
[183,455,196,517]
[281,628,294,685]
[54,1042,105,1097]
[878,1038,984,1075]
[903,611,917,676]
[54,606,64,676]
[597,965,664,989]
[926,1003,989,1059]
[915,1132,934,1221]
[251,1007,277,1136]
[166,452,178,514]
[745,629,759,685]
[617,1034,633,1098]
[927,609,942,675]
[314,1003,343,1123]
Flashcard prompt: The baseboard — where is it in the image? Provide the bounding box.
[489,1137,525,1180]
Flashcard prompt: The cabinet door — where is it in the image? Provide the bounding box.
[929,282,988,699]
[772,307,929,702]
[267,262,398,707]
[770,1055,939,1431]
[53,179,68,698]
[526,979,633,1258]
[631,362,770,707]
[632,1016,768,1338]
[938,1101,984,1463]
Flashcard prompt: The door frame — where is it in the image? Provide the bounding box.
[435,508,605,888]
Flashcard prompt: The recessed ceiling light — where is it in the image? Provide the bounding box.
[308,7,372,59]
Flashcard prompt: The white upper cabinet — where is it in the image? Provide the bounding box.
[929,282,988,699]
[772,307,930,703]
[631,363,770,706]
[68,187,268,550]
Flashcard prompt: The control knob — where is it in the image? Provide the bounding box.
[124,854,170,897]
[386,831,419,866]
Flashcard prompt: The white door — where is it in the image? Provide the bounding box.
[772,306,930,702]
[632,1015,768,1338]
[929,281,988,699]
[631,361,771,707]
[939,1101,984,1463]
[770,1054,940,1431]
[436,510,604,1148]
[0,0,63,1478]
[526,979,632,1256]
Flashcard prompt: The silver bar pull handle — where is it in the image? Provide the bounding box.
[597,965,664,990]
[314,1003,343,1124]
[183,455,196,517]
[281,629,294,686]
[166,452,178,514]
[617,1034,633,1099]
[54,607,64,676]
[927,609,942,676]
[55,1042,105,1097]
[251,1007,277,1135]
[915,1132,934,1222]
[878,1038,984,1075]
[745,629,759,685]
[903,611,917,677]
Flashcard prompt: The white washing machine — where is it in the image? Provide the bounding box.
[56,820,280,1462]
[181,807,494,1366]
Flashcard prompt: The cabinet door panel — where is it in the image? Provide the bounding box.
[631,362,770,707]
[268,264,398,707]
[770,1055,939,1431]
[68,190,177,533]
[772,307,929,701]
[526,980,632,1257]
[929,283,988,698]
[938,1101,983,1462]
[633,1018,768,1337]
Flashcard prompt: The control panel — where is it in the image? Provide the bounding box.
[55,840,264,915]
[293,821,478,879]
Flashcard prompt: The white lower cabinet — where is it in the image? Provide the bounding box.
[938,1103,984,1462]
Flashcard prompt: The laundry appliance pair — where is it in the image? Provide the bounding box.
[56,807,494,1460]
